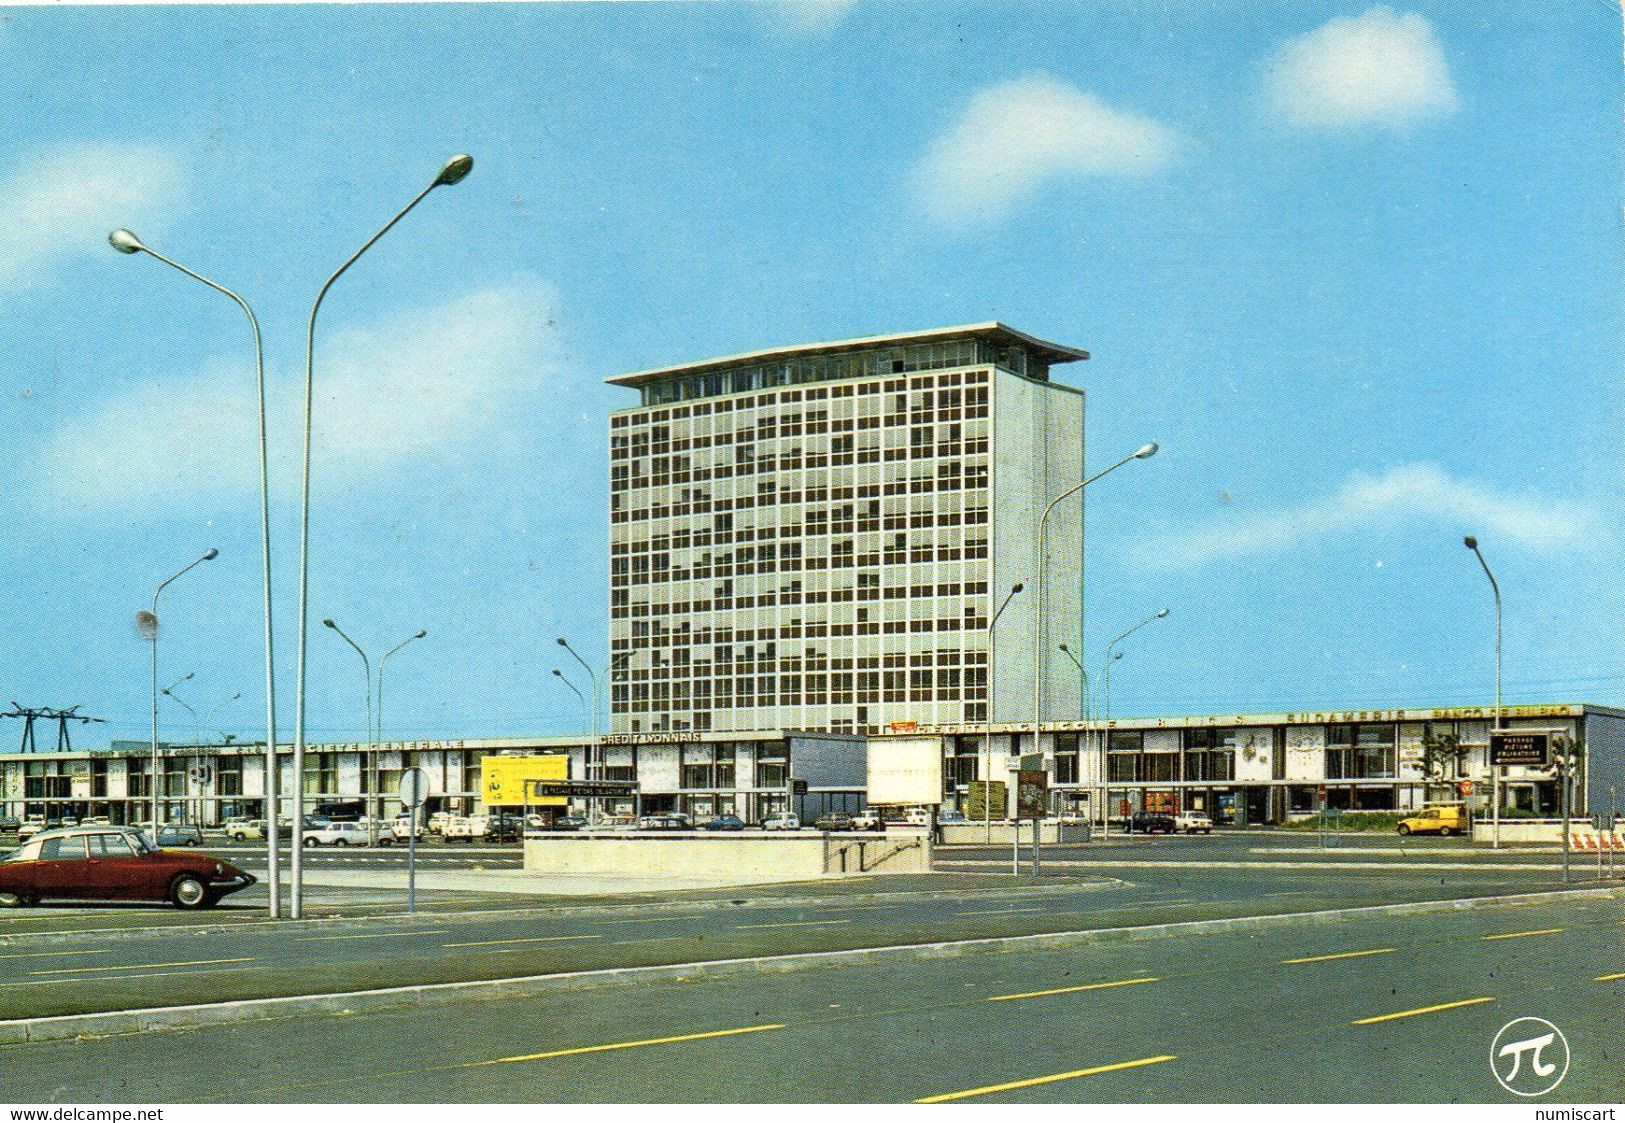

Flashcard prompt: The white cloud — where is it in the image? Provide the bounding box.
[1262,7,1460,130]
[752,1,857,36]
[909,73,1178,225]
[1139,464,1598,570]
[37,281,564,511]
[0,142,183,292]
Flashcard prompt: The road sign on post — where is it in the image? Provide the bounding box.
[398,767,433,914]
[1490,731,1551,766]
[1458,779,1475,796]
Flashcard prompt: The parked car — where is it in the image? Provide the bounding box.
[0,826,255,909]
[761,813,801,831]
[154,824,205,847]
[80,816,111,826]
[225,819,265,841]
[1127,811,1177,834]
[813,812,857,832]
[1174,811,1214,835]
[485,814,524,843]
[302,821,371,847]
[850,810,884,831]
[0,815,20,833]
[638,814,692,831]
[442,815,488,843]
[380,817,424,845]
[427,811,453,836]
[937,810,969,824]
[903,808,933,826]
[699,815,747,831]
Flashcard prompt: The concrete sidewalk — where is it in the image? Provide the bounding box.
[299,866,835,896]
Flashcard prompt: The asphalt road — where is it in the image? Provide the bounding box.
[2,891,1619,1103]
[0,833,1612,1021]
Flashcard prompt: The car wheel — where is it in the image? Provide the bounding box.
[0,891,29,908]
[169,873,211,909]
[1397,824,1411,836]
[1439,826,1453,837]
[336,839,349,847]
[303,837,318,847]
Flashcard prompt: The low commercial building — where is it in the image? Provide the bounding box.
[0,729,865,827]
[871,702,1625,824]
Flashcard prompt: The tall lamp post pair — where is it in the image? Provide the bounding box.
[113,154,474,919]
[323,620,427,841]
[1027,442,1158,835]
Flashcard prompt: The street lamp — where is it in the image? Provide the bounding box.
[1030,443,1157,825]
[983,582,1024,843]
[205,692,242,746]
[110,228,283,917]
[146,550,216,832]
[1463,535,1503,848]
[1100,609,1168,724]
[1099,608,1168,828]
[552,669,589,735]
[558,638,599,780]
[325,621,426,840]
[1057,644,1089,722]
[290,154,474,920]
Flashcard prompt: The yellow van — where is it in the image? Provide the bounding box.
[1397,803,1468,837]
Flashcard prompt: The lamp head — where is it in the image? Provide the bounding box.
[322,619,337,629]
[1155,608,1170,618]
[109,229,145,255]
[1113,652,1124,661]
[1464,536,1479,550]
[202,548,218,561]
[1058,643,1070,652]
[414,630,427,639]
[556,637,568,647]
[1011,582,1024,594]
[1134,442,1159,459]
[436,154,474,186]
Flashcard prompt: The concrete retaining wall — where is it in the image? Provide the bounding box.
[523,830,932,878]
[1475,819,1591,844]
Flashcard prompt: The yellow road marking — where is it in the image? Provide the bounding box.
[441,935,601,948]
[736,919,850,930]
[1352,997,1495,1024]
[915,1055,1177,1103]
[0,948,111,960]
[1482,928,1564,941]
[29,957,255,976]
[1282,948,1397,964]
[988,977,1159,1002]
[469,1023,786,1066]
[1595,972,1625,982]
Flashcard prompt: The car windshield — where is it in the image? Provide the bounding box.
[135,831,163,852]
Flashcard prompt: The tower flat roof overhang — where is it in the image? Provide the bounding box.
[604,322,1088,389]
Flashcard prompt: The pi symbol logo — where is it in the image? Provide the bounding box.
[1491,1017,1569,1097]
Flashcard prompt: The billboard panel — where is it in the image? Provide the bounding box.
[481,754,568,807]
[867,736,942,806]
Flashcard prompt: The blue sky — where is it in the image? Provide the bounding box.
[0,2,1619,745]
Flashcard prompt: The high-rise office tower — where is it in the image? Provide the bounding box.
[607,324,1086,735]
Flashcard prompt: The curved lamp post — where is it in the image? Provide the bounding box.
[1101,608,1168,724]
[983,582,1024,843]
[377,631,428,745]
[1464,535,1503,848]
[205,692,242,746]
[552,669,589,736]
[290,155,473,919]
[557,638,599,780]
[147,551,216,832]
[325,621,426,839]
[1030,443,1157,826]
[110,229,284,916]
[1057,643,1089,722]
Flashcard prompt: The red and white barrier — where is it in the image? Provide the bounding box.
[1569,830,1625,851]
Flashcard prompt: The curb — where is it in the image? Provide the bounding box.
[3,884,1618,1046]
[0,876,1122,948]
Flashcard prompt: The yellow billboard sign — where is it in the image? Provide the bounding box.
[481,754,569,807]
